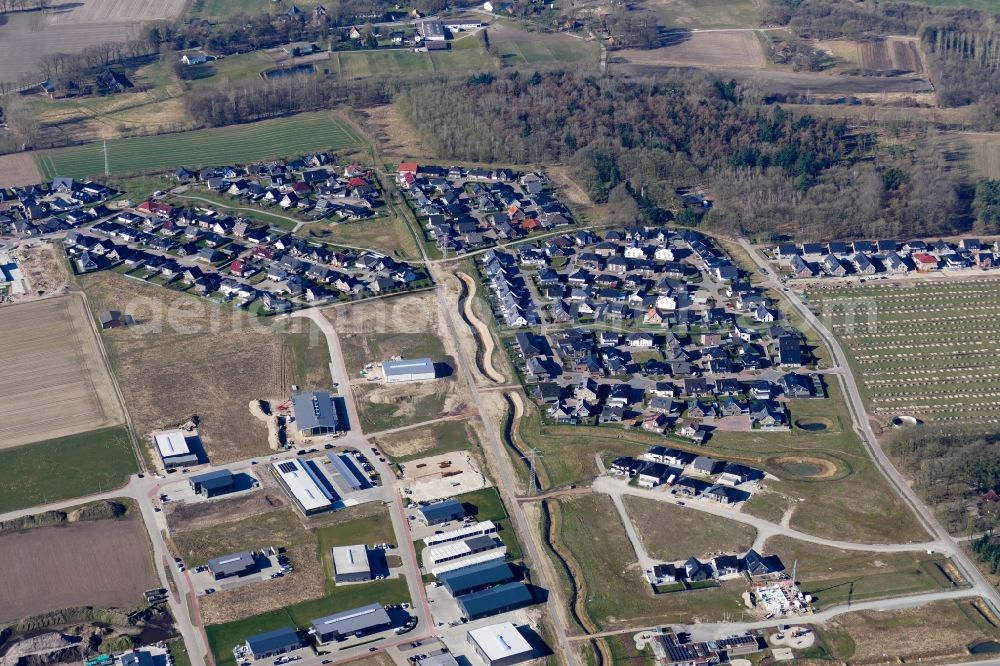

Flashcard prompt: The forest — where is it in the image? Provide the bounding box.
[395,71,966,241]
[889,426,1000,535]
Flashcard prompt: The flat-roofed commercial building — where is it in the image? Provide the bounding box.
[418,499,466,525]
[154,430,199,468]
[457,582,534,621]
[425,535,503,567]
[189,469,235,498]
[382,358,436,383]
[272,459,335,515]
[419,19,445,41]
[332,544,372,583]
[293,391,339,436]
[424,521,497,547]
[467,623,534,666]
[207,550,259,580]
[245,627,302,660]
[311,603,391,643]
[437,559,516,596]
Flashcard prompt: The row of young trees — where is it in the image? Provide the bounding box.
[393,70,966,240]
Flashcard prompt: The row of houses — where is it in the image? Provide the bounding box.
[398,163,573,254]
[774,237,1000,278]
[613,445,763,492]
[646,548,784,587]
[1,178,116,237]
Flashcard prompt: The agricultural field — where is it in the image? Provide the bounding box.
[765,536,959,610]
[0,295,124,449]
[81,273,330,465]
[46,0,187,24]
[804,278,1000,429]
[188,0,327,20]
[857,36,924,73]
[33,111,363,180]
[0,518,157,622]
[810,599,1000,663]
[622,496,757,561]
[0,427,137,513]
[614,29,767,69]
[372,417,480,461]
[638,0,762,29]
[487,23,599,67]
[0,152,43,188]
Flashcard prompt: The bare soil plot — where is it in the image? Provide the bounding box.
[623,495,756,561]
[81,273,316,464]
[858,37,923,73]
[12,239,71,300]
[0,518,157,622]
[372,417,479,461]
[616,30,767,69]
[0,153,42,189]
[46,0,187,23]
[0,295,123,449]
[357,104,432,161]
[165,487,290,533]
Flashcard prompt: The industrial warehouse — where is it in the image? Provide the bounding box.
[271,459,335,515]
[418,498,467,525]
[292,390,339,436]
[189,469,235,498]
[467,623,534,666]
[437,560,517,596]
[244,627,303,660]
[153,430,199,468]
[332,544,373,583]
[311,603,392,643]
[456,582,535,622]
[207,551,259,580]
[271,452,381,516]
[381,358,437,383]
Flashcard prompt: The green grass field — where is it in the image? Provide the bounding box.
[34,112,362,180]
[644,0,761,29]
[189,0,327,20]
[206,578,410,666]
[372,419,479,462]
[0,427,137,513]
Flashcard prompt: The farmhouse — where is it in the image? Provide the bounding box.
[312,603,392,643]
[292,391,339,436]
[418,499,466,525]
[271,459,334,515]
[467,623,534,666]
[457,582,535,621]
[154,430,199,468]
[189,469,235,498]
[245,627,302,660]
[207,551,259,580]
[332,544,372,583]
[382,358,436,383]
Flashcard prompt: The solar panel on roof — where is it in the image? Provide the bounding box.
[278,461,297,473]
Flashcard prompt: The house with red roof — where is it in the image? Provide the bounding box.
[913,253,938,271]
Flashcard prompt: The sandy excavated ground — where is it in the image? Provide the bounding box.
[12,240,71,300]
[0,294,123,449]
[0,519,157,622]
[399,451,489,502]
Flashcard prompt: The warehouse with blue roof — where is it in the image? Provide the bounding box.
[457,582,535,621]
[189,469,235,498]
[418,498,466,525]
[438,560,517,597]
[245,627,302,659]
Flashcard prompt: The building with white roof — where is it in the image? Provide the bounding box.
[423,521,497,546]
[271,459,335,515]
[332,544,372,583]
[154,430,199,468]
[467,623,534,666]
[429,548,508,577]
[382,358,436,383]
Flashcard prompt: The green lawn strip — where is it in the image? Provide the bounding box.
[34,111,359,179]
[764,535,955,610]
[285,321,333,389]
[206,577,410,666]
[0,427,137,512]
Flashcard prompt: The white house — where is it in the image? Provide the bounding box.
[654,246,675,262]
[655,294,678,311]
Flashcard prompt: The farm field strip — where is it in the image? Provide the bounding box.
[806,280,1000,423]
[34,112,361,179]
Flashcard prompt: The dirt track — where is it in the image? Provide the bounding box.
[456,272,505,384]
[0,295,123,449]
[0,519,157,622]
